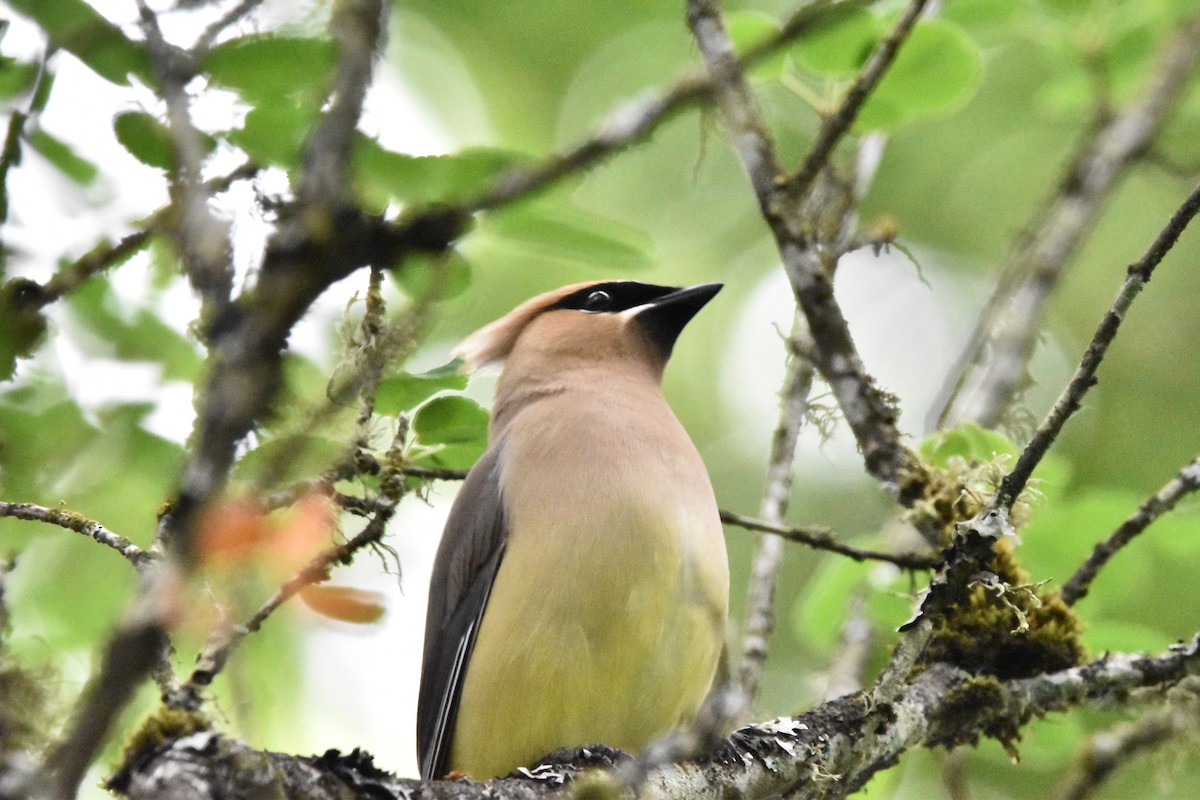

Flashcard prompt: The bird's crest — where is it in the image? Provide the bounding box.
[455,281,603,371]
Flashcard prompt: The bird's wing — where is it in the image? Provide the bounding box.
[417,444,508,780]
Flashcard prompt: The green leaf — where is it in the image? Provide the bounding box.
[375,361,467,416]
[413,440,486,473]
[857,18,983,130]
[483,200,652,272]
[203,35,335,101]
[791,556,872,653]
[351,139,522,208]
[114,111,215,171]
[27,129,99,185]
[7,0,150,86]
[791,9,880,77]
[391,250,472,301]
[227,102,317,168]
[413,395,489,446]
[919,422,1019,467]
[0,58,39,99]
[233,435,344,484]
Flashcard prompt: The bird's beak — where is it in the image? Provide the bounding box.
[633,282,723,359]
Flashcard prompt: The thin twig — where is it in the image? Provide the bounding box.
[173,503,395,706]
[737,315,816,712]
[472,0,870,213]
[138,1,235,327]
[36,161,259,307]
[401,465,469,481]
[822,592,875,700]
[0,47,52,227]
[193,0,267,55]
[994,179,1200,511]
[1058,679,1200,800]
[722,509,938,571]
[1062,455,1200,605]
[0,502,153,569]
[935,18,1200,430]
[787,0,931,198]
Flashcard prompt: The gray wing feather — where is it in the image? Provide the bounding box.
[416,444,508,780]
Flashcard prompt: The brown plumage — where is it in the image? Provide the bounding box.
[417,280,729,780]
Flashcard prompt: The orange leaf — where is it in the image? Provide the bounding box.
[272,490,338,572]
[298,584,387,624]
[194,497,269,564]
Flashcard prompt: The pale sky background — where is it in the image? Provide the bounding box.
[0,1,1068,794]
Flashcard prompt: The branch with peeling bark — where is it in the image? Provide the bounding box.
[108,638,1200,800]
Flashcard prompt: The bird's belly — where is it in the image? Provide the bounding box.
[447,506,724,778]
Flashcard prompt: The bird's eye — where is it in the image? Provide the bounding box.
[583,290,612,312]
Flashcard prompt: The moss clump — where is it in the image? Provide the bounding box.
[0,654,52,752]
[921,543,1087,680]
[111,705,212,784]
[930,674,1027,755]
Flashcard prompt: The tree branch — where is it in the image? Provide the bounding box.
[1058,679,1200,800]
[687,0,928,514]
[1061,454,1200,605]
[137,0,235,327]
[737,314,817,713]
[935,17,1200,429]
[722,508,937,570]
[994,179,1200,511]
[786,0,930,198]
[111,638,1200,800]
[0,501,153,569]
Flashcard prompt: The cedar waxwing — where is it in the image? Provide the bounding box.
[416,280,729,780]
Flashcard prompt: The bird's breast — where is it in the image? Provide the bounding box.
[448,386,729,777]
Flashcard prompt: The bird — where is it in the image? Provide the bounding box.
[416,279,730,780]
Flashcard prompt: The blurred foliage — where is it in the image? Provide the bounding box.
[0,0,1199,797]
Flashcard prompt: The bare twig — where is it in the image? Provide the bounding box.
[193,0,268,55]
[138,1,235,326]
[1058,679,1200,800]
[822,592,875,700]
[0,502,153,569]
[173,503,395,707]
[33,161,259,308]
[787,0,931,198]
[472,0,868,213]
[401,465,469,481]
[936,18,1200,430]
[994,179,1200,511]
[722,509,937,571]
[687,0,936,710]
[1062,455,1200,605]
[737,315,817,712]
